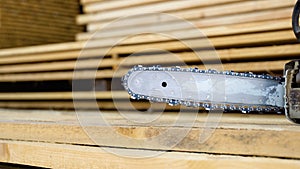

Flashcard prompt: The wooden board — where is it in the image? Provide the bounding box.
[83,0,164,13]
[0,70,114,82]
[0,60,288,82]
[0,101,182,111]
[77,0,241,24]
[84,30,296,54]
[1,140,300,169]
[121,44,300,65]
[0,58,115,73]
[0,42,297,66]
[0,109,299,160]
[0,28,295,60]
[80,0,104,5]
[81,0,293,25]
[0,42,83,57]
[77,18,291,41]
[0,57,288,76]
[90,28,295,51]
[0,91,128,100]
[85,4,292,31]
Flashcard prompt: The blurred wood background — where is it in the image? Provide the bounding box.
[0,0,299,168]
[0,0,83,49]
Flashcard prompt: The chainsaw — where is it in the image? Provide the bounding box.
[122,1,300,124]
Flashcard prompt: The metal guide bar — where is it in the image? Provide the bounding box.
[122,65,284,113]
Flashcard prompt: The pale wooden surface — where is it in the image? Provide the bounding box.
[0,101,183,110]
[0,91,128,100]
[0,0,297,110]
[77,18,291,40]
[0,60,286,82]
[0,43,296,66]
[0,140,300,169]
[77,0,240,24]
[83,0,164,13]
[0,109,298,159]
[86,4,292,32]
[0,1,299,168]
[0,28,293,58]
[0,108,299,168]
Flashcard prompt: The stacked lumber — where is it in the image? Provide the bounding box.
[0,42,299,110]
[0,0,83,49]
[0,109,298,168]
[75,0,299,75]
[0,1,299,168]
[0,0,298,110]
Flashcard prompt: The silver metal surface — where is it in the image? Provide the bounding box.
[122,65,284,113]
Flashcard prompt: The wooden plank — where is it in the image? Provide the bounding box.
[81,0,293,26]
[0,101,181,110]
[86,5,292,31]
[15,29,290,58]
[0,50,93,64]
[83,0,164,13]
[1,140,300,169]
[0,101,80,109]
[0,70,114,82]
[198,60,288,72]
[0,101,187,111]
[0,42,83,57]
[77,18,291,41]
[33,0,80,6]
[120,44,300,66]
[77,0,242,24]
[0,91,128,100]
[0,62,265,81]
[0,28,295,59]
[0,109,289,125]
[0,109,300,159]
[100,30,296,54]
[0,44,297,73]
[0,59,289,82]
[170,0,294,21]
[0,43,297,66]
[120,60,287,72]
[0,58,115,73]
[80,0,104,5]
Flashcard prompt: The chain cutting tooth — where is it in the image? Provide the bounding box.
[168,99,178,106]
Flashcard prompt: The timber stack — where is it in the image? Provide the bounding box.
[0,0,83,48]
[0,0,299,168]
[0,0,298,110]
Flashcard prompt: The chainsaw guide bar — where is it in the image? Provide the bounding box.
[122,65,284,113]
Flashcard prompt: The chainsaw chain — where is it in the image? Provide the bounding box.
[122,65,283,113]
